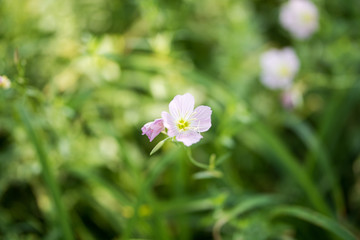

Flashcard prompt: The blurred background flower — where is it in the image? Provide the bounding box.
[281,86,303,109]
[260,48,299,89]
[0,76,11,89]
[280,0,319,39]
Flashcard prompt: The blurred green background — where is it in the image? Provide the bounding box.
[0,0,360,239]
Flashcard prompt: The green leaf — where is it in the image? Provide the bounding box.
[286,114,345,215]
[215,153,231,167]
[213,195,282,240]
[251,121,330,215]
[271,206,356,240]
[193,170,223,179]
[150,138,168,156]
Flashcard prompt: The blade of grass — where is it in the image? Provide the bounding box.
[18,104,74,240]
[79,190,125,234]
[213,195,282,240]
[286,114,345,216]
[157,195,219,214]
[148,208,172,240]
[302,81,360,217]
[68,168,131,205]
[305,82,360,175]
[252,121,331,215]
[318,82,360,151]
[305,81,360,172]
[270,206,356,240]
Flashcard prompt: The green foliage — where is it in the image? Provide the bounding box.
[0,0,359,239]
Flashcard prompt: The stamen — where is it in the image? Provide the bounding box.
[177,118,190,131]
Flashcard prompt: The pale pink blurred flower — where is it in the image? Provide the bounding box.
[282,88,302,109]
[142,118,165,142]
[280,0,319,39]
[162,93,212,146]
[260,48,300,90]
[0,76,11,89]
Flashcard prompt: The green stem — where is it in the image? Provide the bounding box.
[186,147,208,169]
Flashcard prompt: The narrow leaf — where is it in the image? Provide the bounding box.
[271,206,356,240]
[18,104,74,240]
[150,138,166,155]
[193,170,223,180]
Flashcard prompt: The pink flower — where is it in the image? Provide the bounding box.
[280,0,319,39]
[141,118,165,142]
[162,93,212,146]
[260,48,299,90]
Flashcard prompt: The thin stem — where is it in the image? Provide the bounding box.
[186,147,208,169]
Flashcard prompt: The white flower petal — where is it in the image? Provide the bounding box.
[161,111,178,137]
[280,0,318,39]
[169,93,195,120]
[191,106,212,132]
[260,48,299,90]
[176,130,203,146]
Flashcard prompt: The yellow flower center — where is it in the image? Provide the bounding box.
[177,119,189,130]
[279,66,290,78]
[301,13,314,24]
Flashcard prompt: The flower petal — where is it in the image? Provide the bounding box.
[141,118,164,142]
[176,130,203,146]
[282,48,300,72]
[161,111,178,137]
[191,106,212,132]
[261,73,292,89]
[169,93,194,120]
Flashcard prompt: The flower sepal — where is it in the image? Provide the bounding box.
[150,136,171,156]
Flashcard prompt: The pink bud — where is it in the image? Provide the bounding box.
[141,118,165,142]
